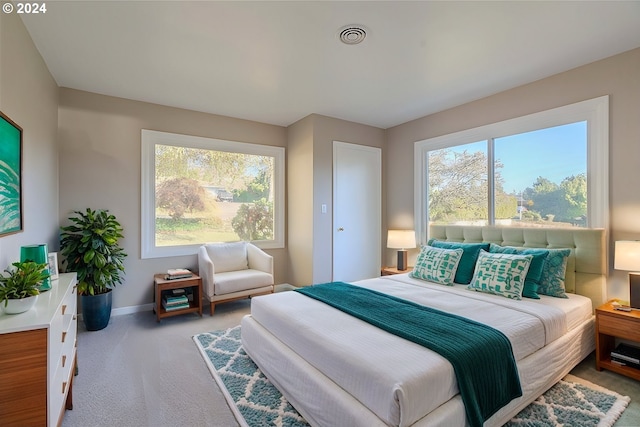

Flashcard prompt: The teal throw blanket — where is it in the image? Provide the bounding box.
[296,282,522,427]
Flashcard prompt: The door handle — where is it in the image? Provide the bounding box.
[337,227,344,232]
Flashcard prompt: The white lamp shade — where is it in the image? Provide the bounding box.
[387,230,416,249]
[614,240,640,271]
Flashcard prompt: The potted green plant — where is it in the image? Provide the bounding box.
[60,208,127,330]
[0,261,50,314]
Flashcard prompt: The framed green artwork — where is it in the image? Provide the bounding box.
[0,111,22,236]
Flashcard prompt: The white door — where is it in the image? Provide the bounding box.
[333,141,381,282]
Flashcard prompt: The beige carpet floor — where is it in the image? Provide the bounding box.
[62,293,639,427]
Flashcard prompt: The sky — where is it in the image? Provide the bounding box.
[449,121,587,194]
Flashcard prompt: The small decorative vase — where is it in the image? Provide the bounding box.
[3,295,38,314]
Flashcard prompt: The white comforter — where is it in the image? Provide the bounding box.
[247,274,592,427]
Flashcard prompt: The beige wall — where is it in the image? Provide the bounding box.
[58,91,384,307]
[386,47,640,301]
[58,89,287,312]
[287,115,315,285]
[310,115,385,284]
[287,114,385,286]
[0,13,59,270]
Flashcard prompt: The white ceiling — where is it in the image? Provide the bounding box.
[20,1,640,129]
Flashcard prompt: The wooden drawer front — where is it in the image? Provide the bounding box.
[0,329,48,426]
[598,312,640,342]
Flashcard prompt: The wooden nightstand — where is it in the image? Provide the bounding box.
[595,300,640,381]
[153,274,203,322]
[381,266,413,276]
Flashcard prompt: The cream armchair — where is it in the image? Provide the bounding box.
[197,241,274,315]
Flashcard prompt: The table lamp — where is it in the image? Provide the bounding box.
[20,244,51,292]
[614,240,640,309]
[387,230,416,271]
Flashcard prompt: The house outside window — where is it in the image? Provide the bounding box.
[414,96,608,243]
[141,130,284,258]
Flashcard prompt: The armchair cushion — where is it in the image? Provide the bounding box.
[205,241,249,273]
[214,270,274,295]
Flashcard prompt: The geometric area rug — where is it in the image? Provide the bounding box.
[504,375,630,427]
[194,326,630,427]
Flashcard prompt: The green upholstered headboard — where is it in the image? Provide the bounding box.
[429,225,607,310]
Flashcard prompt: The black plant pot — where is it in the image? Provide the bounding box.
[81,290,112,331]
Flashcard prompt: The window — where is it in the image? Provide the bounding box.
[414,96,608,243]
[142,130,284,258]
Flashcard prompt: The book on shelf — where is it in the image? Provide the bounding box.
[611,358,626,366]
[161,289,193,304]
[165,268,192,280]
[164,274,192,280]
[164,303,190,312]
[611,356,640,370]
[610,343,640,365]
[162,300,190,311]
[164,295,188,306]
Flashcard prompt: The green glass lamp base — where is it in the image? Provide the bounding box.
[38,280,52,292]
[20,244,52,293]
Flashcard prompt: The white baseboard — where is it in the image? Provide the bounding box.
[101,285,293,318]
[112,303,154,316]
[77,303,153,322]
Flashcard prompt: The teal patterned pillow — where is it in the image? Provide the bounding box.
[538,249,571,298]
[410,246,464,286]
[489,244,550,299]
[468,251,532,300]
[429,240,490,284]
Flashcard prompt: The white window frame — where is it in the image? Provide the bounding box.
[414,96,609,243]
[141,129,285,259]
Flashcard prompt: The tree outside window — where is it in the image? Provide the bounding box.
[427,122,587,228]
[154,145,275,246]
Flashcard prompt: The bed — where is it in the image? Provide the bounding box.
[241,225,607,426]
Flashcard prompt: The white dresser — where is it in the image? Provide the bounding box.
[0,273,78,427]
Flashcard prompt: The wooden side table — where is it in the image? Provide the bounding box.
[381,266,413,276]
[153,274,203,322]
[595,300,640,381]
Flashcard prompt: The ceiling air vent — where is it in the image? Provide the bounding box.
[338,25,367,45]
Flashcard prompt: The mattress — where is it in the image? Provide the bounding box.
[242,275,594,427]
